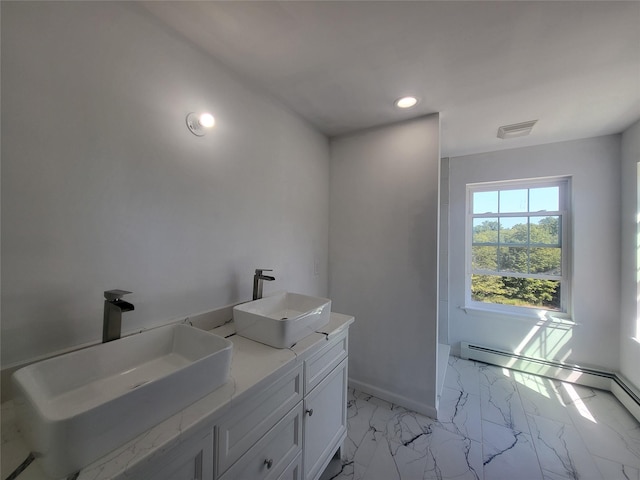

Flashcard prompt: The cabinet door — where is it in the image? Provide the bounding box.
[303,359,347,480]
[127,428,213,480]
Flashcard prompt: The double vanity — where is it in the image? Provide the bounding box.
[2,291,353,480]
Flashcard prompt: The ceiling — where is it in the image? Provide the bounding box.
[141,1,640,157]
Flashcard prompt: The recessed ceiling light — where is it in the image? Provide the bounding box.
[395,96,419,109]
[497,120,538,139]
[186,111,216,136]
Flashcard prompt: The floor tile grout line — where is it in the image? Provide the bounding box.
[492,363,547,478]
[508,371,550,478]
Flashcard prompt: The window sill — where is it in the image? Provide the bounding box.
[459,304,577,326]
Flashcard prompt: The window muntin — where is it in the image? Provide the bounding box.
[467,179,569,313]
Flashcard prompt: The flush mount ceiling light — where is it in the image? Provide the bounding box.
[497,120,538,139]
[186,112,215,136]
[395,96,419,109]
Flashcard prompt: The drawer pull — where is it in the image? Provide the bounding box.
[306,408,314,416]
[264,458,274,469]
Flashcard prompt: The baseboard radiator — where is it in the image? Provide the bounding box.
[460,342,640,423]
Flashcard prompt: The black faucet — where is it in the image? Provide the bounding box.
[102,290,135,343]
[253,269,275,300]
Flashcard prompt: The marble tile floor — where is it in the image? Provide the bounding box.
[320,356,640,480]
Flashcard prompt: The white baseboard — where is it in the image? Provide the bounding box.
[348,378,438,419]
[611,374,640,423]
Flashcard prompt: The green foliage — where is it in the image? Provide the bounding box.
[472,275,561,310]
[471,216,562,310]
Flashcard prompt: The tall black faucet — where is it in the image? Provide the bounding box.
[253,269,275,300]
[102,290,135,343]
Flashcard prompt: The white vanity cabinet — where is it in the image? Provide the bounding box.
[303,332,348,480]
[303,360,347,480]
[216,365,303,475]
[125,427,214,480]
[216,329,348,480]
[218,404,303,480]
[216,365,303,479]
[278,453,303,480]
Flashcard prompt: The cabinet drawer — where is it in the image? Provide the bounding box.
[217,364,303,475]
[219,403,303,480]
[304,330,348,394]
[125,427,213,480]
[277,452,302,480]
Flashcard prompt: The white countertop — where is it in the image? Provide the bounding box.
[1,313,354,480]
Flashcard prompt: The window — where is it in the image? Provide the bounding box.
[467,177,570,314]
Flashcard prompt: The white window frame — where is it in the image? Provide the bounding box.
[465,176,572,318]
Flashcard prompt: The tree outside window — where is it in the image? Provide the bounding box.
[467,178,570,313]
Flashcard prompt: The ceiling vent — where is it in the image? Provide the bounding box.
[497,120,538,139]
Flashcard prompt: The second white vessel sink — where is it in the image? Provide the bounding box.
[233,292,331,348]
[12,324,233,478]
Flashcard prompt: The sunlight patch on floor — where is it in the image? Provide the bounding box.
[563,382,597,423]
[512,370,553,400]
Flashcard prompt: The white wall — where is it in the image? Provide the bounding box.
[621,120,640,389]
[1,2,330,366]
[448,135,621,371]
[439,158,450,345]
[329,115,441,417]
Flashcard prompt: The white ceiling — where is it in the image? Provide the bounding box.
[142,1,640,157]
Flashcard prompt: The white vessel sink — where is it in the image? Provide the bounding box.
[12,324,232,478]
[233,292,331,348]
